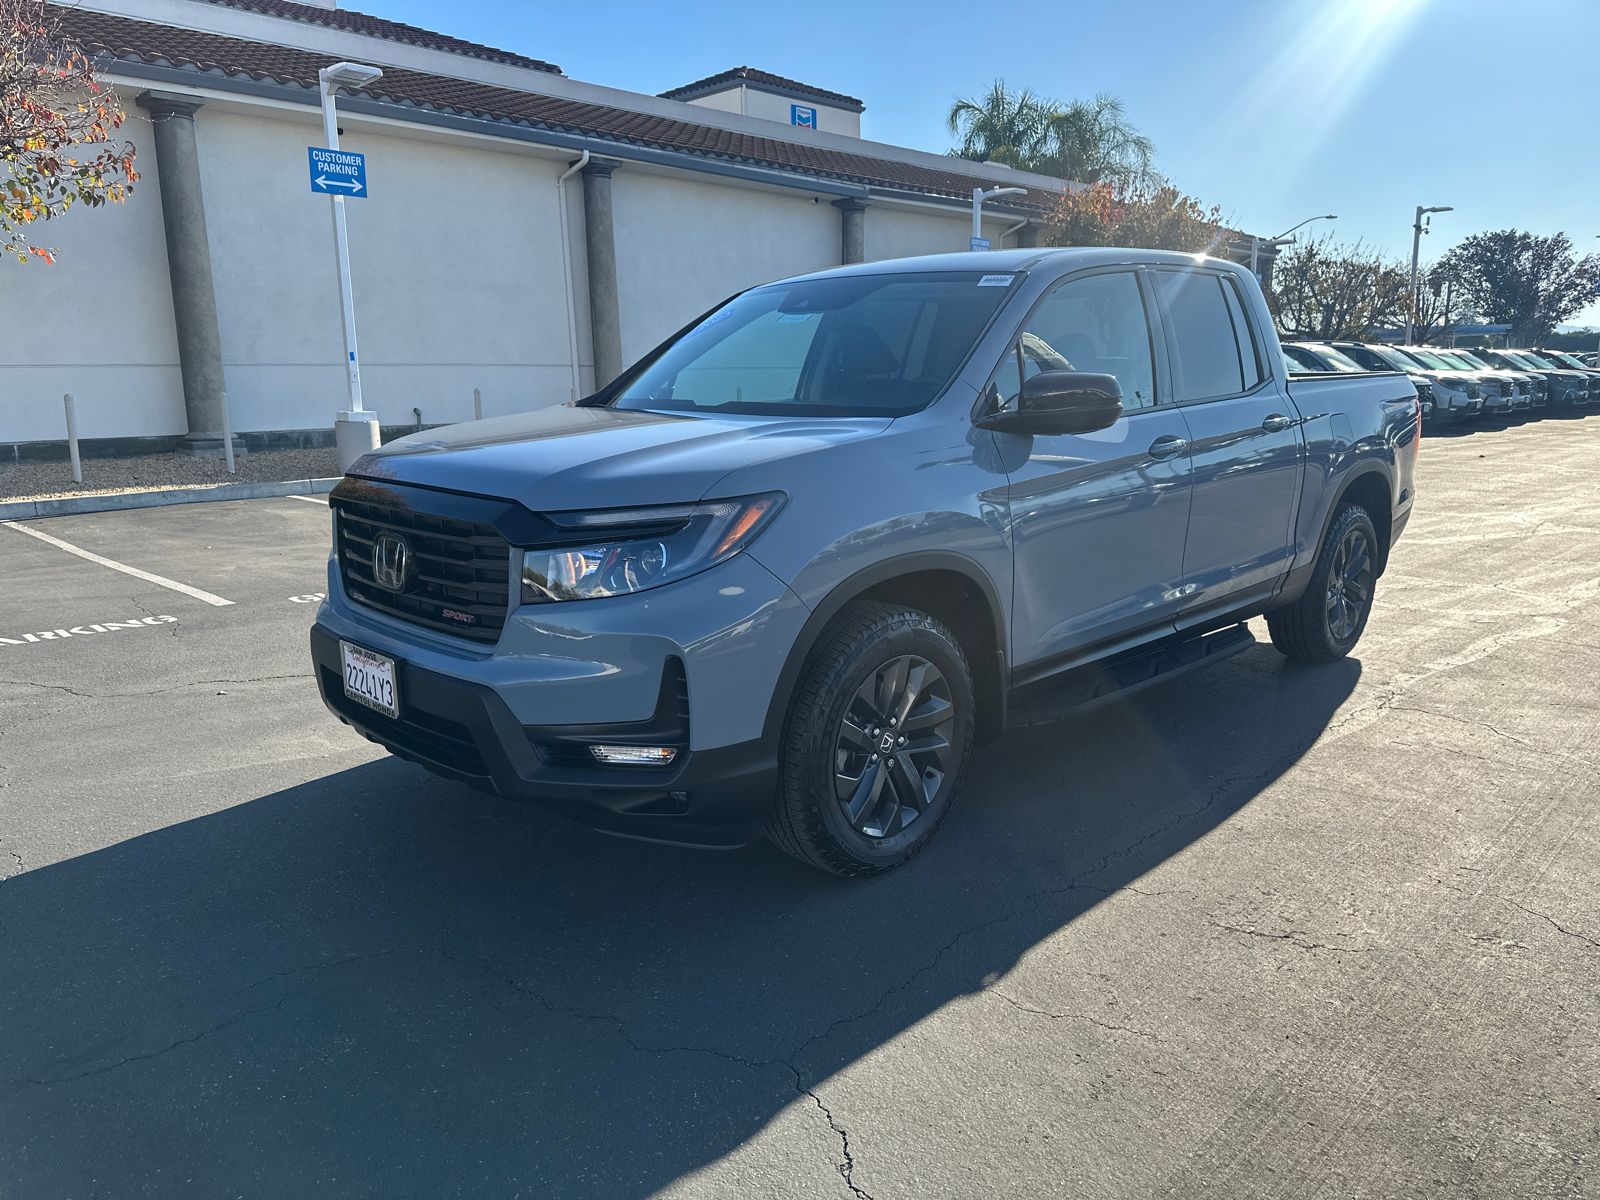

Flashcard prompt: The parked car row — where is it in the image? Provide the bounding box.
[1281,340,1600,424]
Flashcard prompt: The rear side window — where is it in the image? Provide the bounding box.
[1152,271,1246,401]
[1221,278,1263,388]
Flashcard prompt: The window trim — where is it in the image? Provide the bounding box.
[975,264,1169,421]
[1144,266,1273,407]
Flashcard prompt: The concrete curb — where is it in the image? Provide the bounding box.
[0,477,342,521]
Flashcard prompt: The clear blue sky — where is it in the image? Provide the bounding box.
[361,0,1600,324]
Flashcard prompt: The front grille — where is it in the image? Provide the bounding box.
[319,666,488,776]
[333,496,511,644]
[1497,380,1512,397]
[1415,382,1433,406]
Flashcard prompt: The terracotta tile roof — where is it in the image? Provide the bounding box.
[62,8,1058,214]
[196,0,561,73]
[659,66,863,111]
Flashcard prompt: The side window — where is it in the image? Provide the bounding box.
[1153,271,1246,401]
[1018,271,1157,410]
[1221,277,1263,388]
[979,342,1023,413]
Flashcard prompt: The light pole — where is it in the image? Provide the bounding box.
[319,61,383,471]
[1249,214,1337,277]
[1407,205,1452,344]
[972,185,1027,250]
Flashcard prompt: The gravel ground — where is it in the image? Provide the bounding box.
[0,447,340,501]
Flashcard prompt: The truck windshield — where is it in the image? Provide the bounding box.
[1516,352,1558,369]
[1453,351,1494,369]
[613,272,1017,418]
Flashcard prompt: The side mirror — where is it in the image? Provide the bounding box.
[977,371,1124,436]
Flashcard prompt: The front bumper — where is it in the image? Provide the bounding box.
[311,623,777,846]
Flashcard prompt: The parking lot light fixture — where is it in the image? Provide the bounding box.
[1249,214,1336,277]
[972,185,1027,248]
[1408,205,1452,343]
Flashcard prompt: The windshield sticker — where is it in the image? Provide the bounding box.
[777,312,818,323]
[696,308,734,332]
[978,275,1015,287]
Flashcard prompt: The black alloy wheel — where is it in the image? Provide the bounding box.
[1266,503,1380,662]
[767,601,973,876]
[833,654,955,839]
[1325,525,1372,642]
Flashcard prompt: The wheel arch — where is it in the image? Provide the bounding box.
[1331,467,1394,576]
[762,553,1009,748]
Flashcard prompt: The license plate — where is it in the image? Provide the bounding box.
[341,640,399,719]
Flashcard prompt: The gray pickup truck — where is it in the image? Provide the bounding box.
[311,249,1418,875]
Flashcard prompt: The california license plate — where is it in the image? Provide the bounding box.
[341,640,399,719]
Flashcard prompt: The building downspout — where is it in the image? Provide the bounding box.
[556,150,589,403]
[581,158,625,389]
[1000,218,1030,247]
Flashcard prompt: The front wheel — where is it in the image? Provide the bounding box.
[1266,504,1379,662]
[766,601,973,876]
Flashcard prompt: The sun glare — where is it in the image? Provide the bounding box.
[1204,0,1434,203]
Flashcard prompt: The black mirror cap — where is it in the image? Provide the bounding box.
[978,371,1124,436]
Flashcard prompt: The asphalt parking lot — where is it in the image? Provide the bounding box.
[1,414,1596,1199]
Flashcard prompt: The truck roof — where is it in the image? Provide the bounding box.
[784,246,1252,283]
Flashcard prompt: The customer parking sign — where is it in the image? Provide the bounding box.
[308,147,368,196]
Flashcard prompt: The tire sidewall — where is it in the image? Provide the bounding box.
[1317,506,1378,656]
[796,618,973,870]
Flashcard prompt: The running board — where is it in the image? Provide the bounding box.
[1006,623,1256,729]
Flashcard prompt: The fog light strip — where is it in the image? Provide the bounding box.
[589,745,677,766]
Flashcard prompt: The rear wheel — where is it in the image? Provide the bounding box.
[1266,504,1378,662]
[767,601,973,876]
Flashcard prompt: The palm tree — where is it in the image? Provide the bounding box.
[1040,93,1156,188]
[946,81,1055,170]
[948,84,1156,187]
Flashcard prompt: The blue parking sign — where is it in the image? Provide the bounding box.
[309,147,368,197]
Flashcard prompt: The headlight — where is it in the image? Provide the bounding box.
[520,492,785,604]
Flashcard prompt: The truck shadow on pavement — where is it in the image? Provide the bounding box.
[0,643,1358,1198]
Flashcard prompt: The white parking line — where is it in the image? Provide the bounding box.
[1,521,235,607]
[287,495,328,504]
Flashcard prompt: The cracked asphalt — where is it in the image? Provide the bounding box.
[1,414,1596,1198]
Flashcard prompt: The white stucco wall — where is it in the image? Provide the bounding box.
[738,88,861,138]
[196,109,579,432]
[610,171,839,364]
[685,87,862,138]
[1,82,1044,448]
[864,206,1018,263]
[0,108,186,445]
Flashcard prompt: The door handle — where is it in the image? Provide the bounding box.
[1262,413,1296,432]
[1147,434,1188,460]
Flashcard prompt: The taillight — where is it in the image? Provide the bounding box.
[1413,394,1421,462]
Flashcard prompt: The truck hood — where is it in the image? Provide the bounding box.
[348,404,891,512]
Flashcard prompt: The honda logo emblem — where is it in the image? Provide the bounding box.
[372,532,410,592]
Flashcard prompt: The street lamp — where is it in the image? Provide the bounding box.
[1407,205,1452,344]
[1249,214,1337,276]
[319,61,383,470]
[972,185,1027,250]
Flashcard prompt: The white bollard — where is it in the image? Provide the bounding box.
[63,394,82,483]
[221,390,236,474]
[335,411,380,473]
[474,388,482,421]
